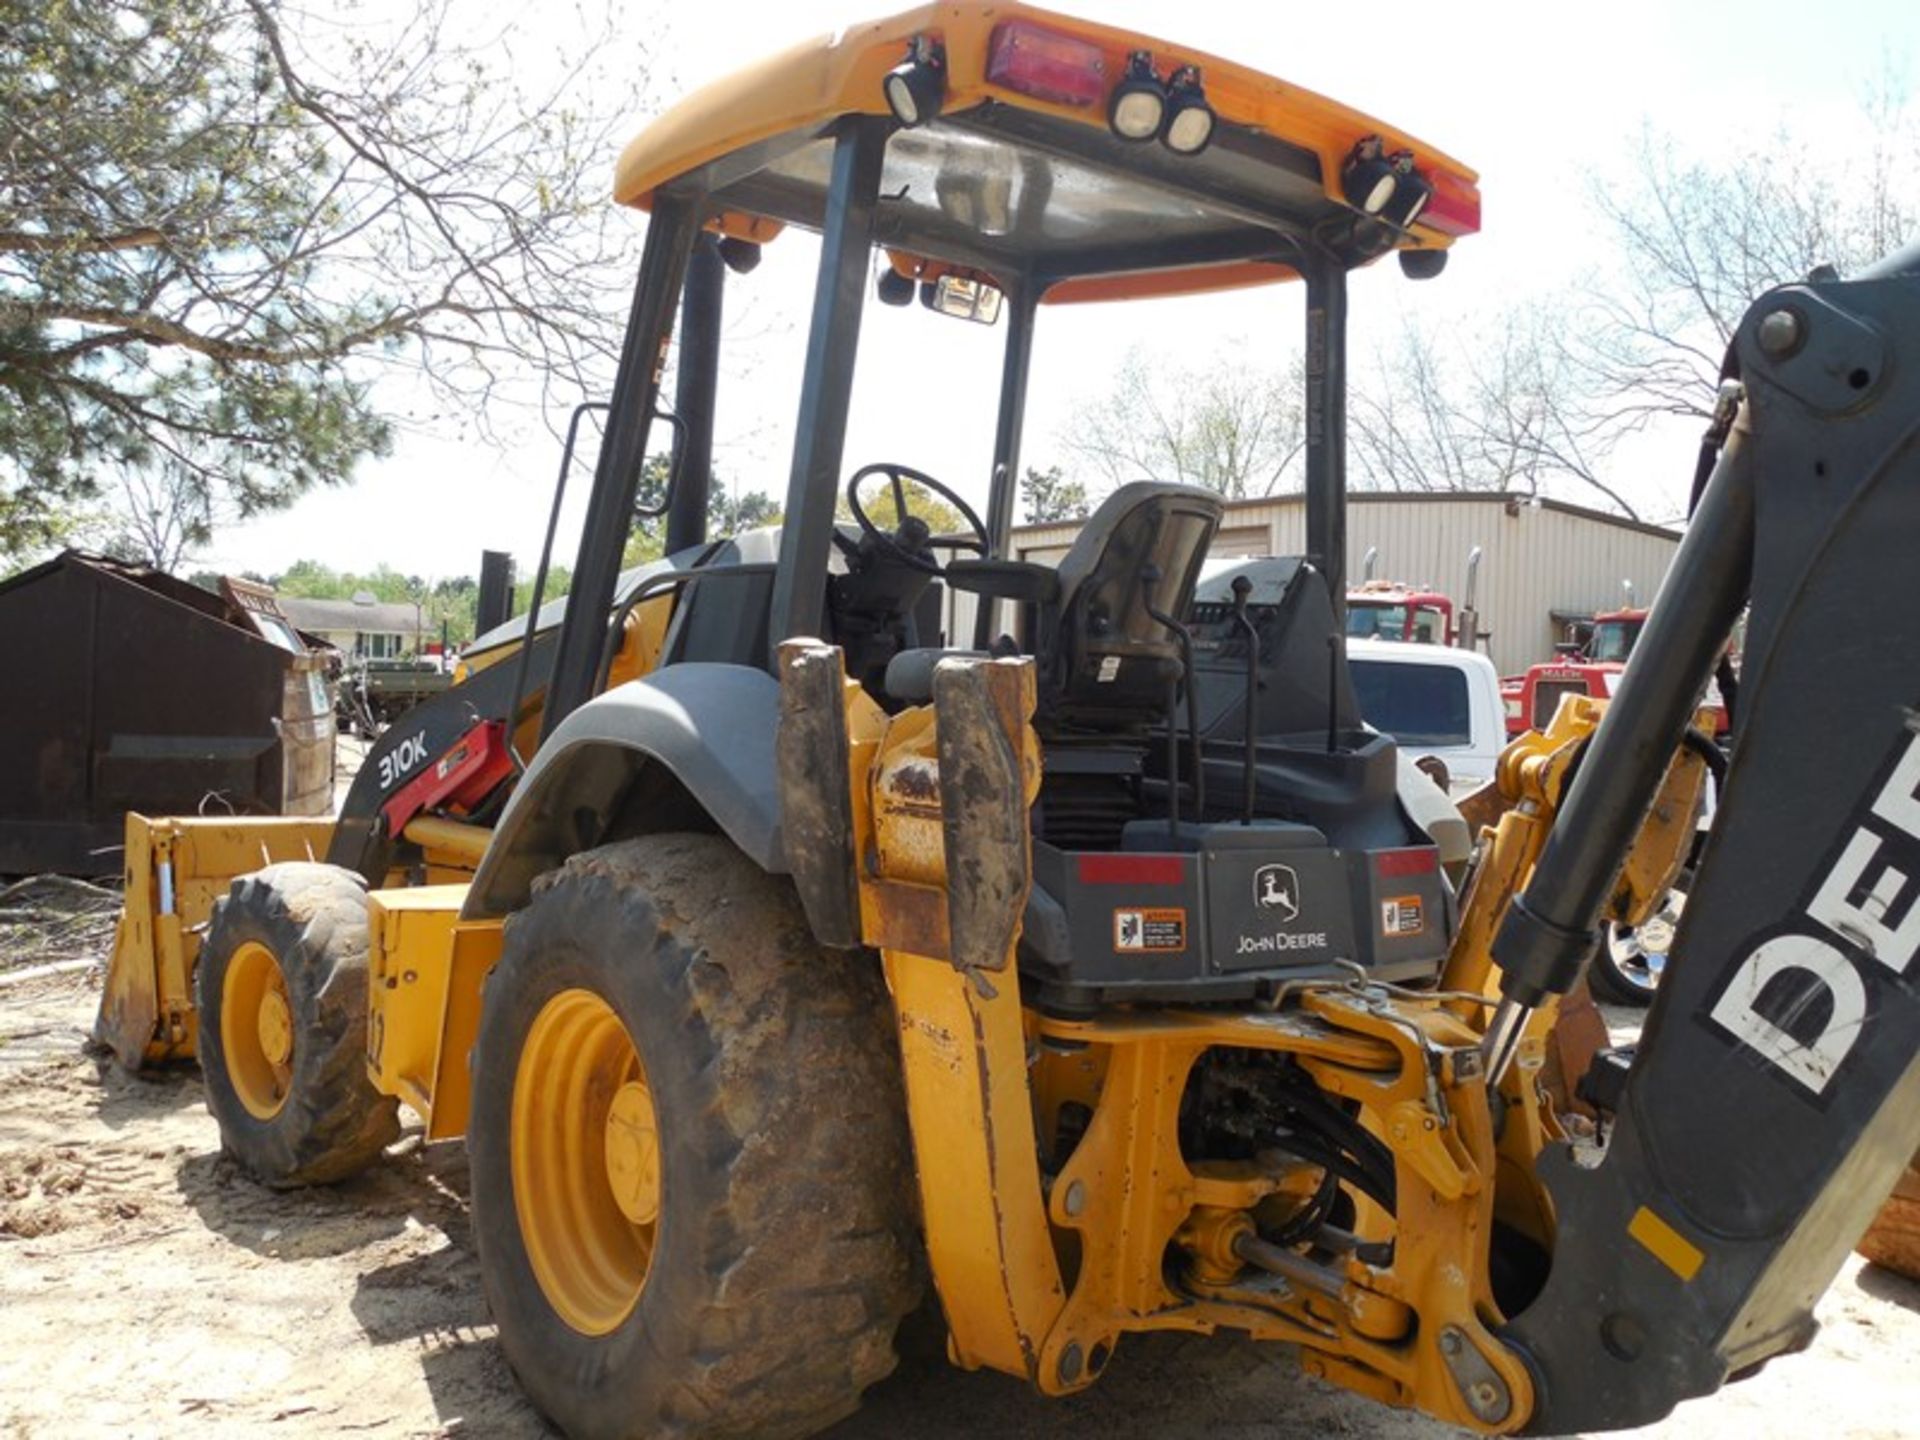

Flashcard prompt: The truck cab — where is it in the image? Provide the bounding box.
[1502,605,1649,737]
[1347,637,1504,796]
[1346,580,1456,645]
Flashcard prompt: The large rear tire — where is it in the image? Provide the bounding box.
[196,863,400,1187]
[469,834,921,1440]
[1859,1156,1920,1280]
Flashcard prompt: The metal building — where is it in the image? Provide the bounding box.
[1004,492,1680,675]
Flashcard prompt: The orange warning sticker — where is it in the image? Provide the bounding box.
[1114,907,1187,952]
[1381,895,1425,938]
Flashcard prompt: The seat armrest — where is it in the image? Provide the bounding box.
[884,647,988,703]
[944,559,1060,607]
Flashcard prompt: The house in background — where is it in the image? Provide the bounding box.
[277,592,424,659]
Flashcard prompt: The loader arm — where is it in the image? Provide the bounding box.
[1488,248,1920,1431]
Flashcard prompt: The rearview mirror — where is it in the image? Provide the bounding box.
[923,274,1004,326]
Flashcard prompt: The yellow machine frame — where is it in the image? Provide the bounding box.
[89,8,1725,1430]
[768,645,1706,1429]
[97,644,1703,1434]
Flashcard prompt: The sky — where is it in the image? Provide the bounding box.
[200,0,1915,583]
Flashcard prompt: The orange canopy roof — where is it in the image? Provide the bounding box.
[613,3,1480,304]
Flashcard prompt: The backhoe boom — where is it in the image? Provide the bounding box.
[1495,255,1920,1431]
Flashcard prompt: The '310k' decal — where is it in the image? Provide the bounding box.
[377,732,430,790]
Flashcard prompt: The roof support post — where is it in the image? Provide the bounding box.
[768,116,890,653]
[544,189,699,739]
[985,283,1037,557]
[1302,253,1349,628]
[666,232,725,554]
[975,283,1038,648]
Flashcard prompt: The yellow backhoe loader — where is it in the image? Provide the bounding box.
[99,5,1920,1436]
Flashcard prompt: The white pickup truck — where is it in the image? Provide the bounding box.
[1347,634,1703,1006]
[1345,637,1506,798]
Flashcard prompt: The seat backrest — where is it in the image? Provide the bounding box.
[657,526,786,670]
[1040,481,1223,727]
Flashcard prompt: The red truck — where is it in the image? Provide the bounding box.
[1345,580,1457,644]
[1502,606,1730,739]
[1500,607,1645,736]
[1345,547,1486,649]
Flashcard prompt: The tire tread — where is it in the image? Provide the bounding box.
[195,863,400,1188]
[472,834,920,1440]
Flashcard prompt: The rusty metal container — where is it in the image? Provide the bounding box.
[0,553,335,874]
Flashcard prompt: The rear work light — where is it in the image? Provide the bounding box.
[1108,51,1166,140]
[1342,136,1397,214]
[884,35,946,127]
[1161,66,1214,155]
[986,20,1109,108]
[1380,153,1431,228]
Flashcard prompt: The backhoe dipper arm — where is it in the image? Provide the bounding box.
[1493,254,1920,1431]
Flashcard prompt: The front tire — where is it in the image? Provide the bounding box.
[469,834,920,1440]
[196,863,400,1187]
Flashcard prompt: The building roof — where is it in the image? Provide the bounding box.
[1012,490,1682,544]
[277,595,423,635]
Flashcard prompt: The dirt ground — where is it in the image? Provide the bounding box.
[2,963,1916,1440]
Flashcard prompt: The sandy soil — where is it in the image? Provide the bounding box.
[2,965,1917,1440]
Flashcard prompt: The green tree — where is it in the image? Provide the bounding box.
[1019,464,1088,524]
[623,453,781,566]
[0,0,654,565]
[512,565,571,619]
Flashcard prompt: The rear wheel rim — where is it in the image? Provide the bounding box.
[222,941,294,1120]
[511,988,659,1336]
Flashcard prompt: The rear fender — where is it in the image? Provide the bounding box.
[461,663,786,920]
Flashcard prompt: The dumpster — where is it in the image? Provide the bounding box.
[0,552,334,874]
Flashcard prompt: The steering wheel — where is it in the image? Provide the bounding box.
[845,463,990,575]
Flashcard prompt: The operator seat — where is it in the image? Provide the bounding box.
[884,481,1223,730]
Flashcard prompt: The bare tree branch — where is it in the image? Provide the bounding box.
[1,0,661,567]
[1060,344,1306,501]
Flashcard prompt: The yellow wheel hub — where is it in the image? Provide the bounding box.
[222,941,294,1120]
[512,988,660,1336]
[258,987,293,1068]
[605,1081,662,1226]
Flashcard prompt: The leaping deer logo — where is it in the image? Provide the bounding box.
[1253,864,1300,921]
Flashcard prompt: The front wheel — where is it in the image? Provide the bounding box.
[468,834,920,1440]
[195,863,400,1186]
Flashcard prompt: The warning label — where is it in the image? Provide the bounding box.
[1114,907,1187,952]
[1381,895,1425,938]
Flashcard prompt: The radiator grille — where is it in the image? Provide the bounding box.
[1532,678,1588,730]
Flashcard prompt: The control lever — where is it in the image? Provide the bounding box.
[1229,575,1259,824]
[1142,566,1206,835]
